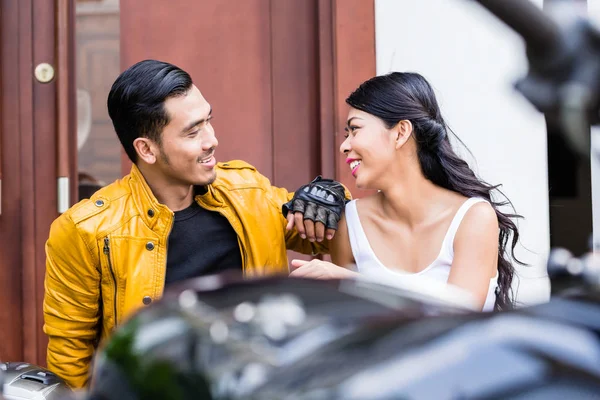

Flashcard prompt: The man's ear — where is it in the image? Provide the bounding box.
[394,120,413,150]
[133,137,158,164]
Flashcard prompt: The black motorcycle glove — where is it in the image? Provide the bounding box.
[282,176,348,230]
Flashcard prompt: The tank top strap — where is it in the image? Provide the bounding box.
[442,197,489,258]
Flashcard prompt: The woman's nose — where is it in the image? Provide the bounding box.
[340,137,351,154]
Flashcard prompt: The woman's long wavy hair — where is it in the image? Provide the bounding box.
[346,72,523,310]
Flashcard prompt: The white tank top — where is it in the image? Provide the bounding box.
[345,197,499,312]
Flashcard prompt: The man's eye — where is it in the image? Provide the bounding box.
[188,130,199,136]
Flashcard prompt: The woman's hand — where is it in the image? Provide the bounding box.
[289,259,358,280]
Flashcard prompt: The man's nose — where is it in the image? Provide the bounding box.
[204,125,218,149]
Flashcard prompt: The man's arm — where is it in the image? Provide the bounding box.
[43,214,101,389]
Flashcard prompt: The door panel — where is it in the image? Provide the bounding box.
[121,0,275,179]
[119,0,375,192]
[0,0,25,364]
[271,0,320,188]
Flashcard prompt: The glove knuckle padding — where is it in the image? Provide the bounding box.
[282,176,347,230]
[315,207,328,225]
[327,212,339,230]
[304,202,318,221]
[292,199,306,213]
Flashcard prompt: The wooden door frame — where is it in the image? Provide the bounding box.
[0,0,77,367]
[0,0,26,364]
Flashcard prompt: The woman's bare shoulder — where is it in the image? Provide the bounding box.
[457,200,499,240]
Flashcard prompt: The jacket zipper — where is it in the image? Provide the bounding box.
[103,237,119,326]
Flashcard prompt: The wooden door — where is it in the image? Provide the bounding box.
[119,0,375,192]
[0,0,77,367]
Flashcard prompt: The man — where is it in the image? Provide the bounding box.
[43,59,349,389]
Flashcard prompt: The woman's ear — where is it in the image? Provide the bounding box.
[133,137,158,164]
[394,120,413,150]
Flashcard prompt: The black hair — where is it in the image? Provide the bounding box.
[107,59,193,163]
[346,72,524,310]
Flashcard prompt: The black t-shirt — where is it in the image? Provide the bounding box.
[164,200,242,286]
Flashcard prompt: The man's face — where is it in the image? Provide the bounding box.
[154,85,218,186]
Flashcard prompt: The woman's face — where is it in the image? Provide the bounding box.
[339,108,399,189]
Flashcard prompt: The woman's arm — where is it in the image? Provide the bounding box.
[289,212,358,279]
[330,212,356,268]
[448,202,500,310]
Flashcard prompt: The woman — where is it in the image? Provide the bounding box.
[290,72,522,311]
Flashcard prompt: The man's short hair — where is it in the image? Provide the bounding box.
[107,60,193,163]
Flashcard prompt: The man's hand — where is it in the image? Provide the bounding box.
[289,259,358,280]
[283,176,348,242]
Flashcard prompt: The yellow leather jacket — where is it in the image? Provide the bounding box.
[43,161,333,389]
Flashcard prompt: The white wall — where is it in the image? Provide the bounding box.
[375,0,551,305]
[592,128,600,251]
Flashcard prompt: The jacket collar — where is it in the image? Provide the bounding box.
[128,164,225,230]
[195,181,224,209]
[129,164,173,231]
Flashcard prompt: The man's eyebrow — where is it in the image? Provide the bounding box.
[181,108,212,133]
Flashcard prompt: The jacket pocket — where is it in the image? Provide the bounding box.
[107,236,160,320]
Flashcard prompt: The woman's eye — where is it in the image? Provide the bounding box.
[343,125,359,138]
